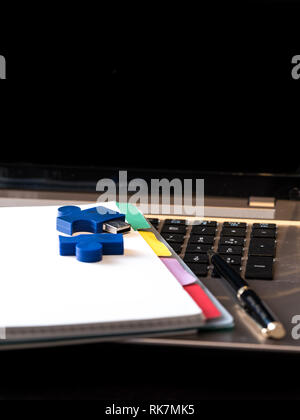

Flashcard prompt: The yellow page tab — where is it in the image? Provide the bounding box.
[139,231,172,257]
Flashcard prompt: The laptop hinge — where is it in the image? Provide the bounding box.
[248,196,276,209]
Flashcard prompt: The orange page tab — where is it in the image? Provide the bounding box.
[184,284,221,320]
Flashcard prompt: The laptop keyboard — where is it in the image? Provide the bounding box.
[147,218,277,280]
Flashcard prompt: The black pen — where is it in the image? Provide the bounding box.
[208,250,286,339]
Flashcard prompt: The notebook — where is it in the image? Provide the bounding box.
[0,202,232,348]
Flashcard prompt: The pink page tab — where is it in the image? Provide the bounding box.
[160,258,196,286]
[160,257,221,320]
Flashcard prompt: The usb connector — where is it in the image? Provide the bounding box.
[103,220,131,234]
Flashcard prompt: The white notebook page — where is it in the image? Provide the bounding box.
[0,204,202,328]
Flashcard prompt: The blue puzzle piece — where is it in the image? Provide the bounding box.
[57,206,126,235]
[59,233,124,263]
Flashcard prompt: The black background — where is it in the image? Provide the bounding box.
[1,342,300,401]
[0,1,299,175]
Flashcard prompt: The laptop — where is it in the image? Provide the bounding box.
[0,0,299,352]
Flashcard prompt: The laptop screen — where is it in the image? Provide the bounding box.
[1,0,299,178]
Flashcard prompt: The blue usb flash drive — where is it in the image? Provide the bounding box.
[57,206,129,263]
[59,233,124,263]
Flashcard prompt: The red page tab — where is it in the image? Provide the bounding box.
[184,284,221,320]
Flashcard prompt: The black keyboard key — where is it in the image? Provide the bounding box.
[185,244,212,254]
[191,226,216,236]
[162,225,187,234]
[170,243,182,254]
[219,237,245,246]
[148,219,160,230]
[164,219,187,226]
[223,222,247,228]
[245,256,274,280]
[185,263,208,277]
[147,218,160,225]
[249,238,276,257]
[218,245,243,255]
[251,228,276,239]
[193,221,217,227]
[252,223,276,230]
[184,254,209,264]
[221,255,242,265]
[212,265,241,278]
[221,227,246,237]
[161,233,185,244]
[189,235,215,245]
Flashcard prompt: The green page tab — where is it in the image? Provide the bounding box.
[116,202,150,230]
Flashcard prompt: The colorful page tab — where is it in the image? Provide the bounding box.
[160,258,197,286]
[139,232,172,257]
[184,284,221,320]
[116,202,150,230]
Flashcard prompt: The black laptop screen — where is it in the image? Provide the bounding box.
[0,0,299,176]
